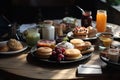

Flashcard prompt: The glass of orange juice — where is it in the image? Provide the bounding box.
[96,10,107,32]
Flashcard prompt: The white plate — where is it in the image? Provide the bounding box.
[0,41,28,54]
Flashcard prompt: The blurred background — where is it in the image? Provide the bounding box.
[0,0,97,23]
[0,0,119,24]
[0,0,120,35]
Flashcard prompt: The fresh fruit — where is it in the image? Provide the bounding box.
[50,47,65,62]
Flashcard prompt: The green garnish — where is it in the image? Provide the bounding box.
[63,36,69,42]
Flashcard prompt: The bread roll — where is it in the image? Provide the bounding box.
[36,47,52,58]
[0,45,9,52]
[7,39,23,51]
[70,39,91,51]
[64,49,82,60]
[70,39,84,46]
[76,41,91,51]
[81,46,94,54]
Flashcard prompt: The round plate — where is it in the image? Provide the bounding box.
[29,46,93,64]
[67,31,97,40]
[100,55,120,69]
[0,41,28,54]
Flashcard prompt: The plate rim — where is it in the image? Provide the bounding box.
[0,41,28,54]
[67,31,97,40]
[29,46,93,64]
[96,32,120,39]
[100,55,120,66]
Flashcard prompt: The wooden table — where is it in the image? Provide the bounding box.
[0,48,120,80]
[0,23,120,80]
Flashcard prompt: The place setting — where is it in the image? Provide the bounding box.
[0,38,28,58]
[0,23,29,56]
[96,32,120,70]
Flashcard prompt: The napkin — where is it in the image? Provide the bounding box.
[76,64,102,76]
[19,23,37,33]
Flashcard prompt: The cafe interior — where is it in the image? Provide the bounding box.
[0,0,120,80]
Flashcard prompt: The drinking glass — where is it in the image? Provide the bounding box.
[97,32,113,48]
[108,48,119,63]
[81,11,92,28]
[96,10,107,32]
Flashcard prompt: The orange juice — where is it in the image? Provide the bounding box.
[99,36,112,47]
[101,38,112,47]
[96,10,107,32]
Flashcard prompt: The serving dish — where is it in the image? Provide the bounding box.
[28,46,93,64]
[0,41,28,54]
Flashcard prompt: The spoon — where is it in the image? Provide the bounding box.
[76,5,85,14]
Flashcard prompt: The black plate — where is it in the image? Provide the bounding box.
[29,46,93,64]
[100,55,120,69]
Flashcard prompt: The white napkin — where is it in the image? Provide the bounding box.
[77,64,102,75]
[19,23,37,33]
